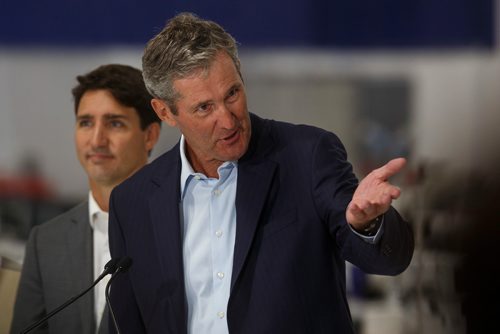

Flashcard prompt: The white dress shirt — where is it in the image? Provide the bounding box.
[88,192,111,331]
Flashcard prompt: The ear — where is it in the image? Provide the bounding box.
[151,98,177,127]
[144,122,161,153]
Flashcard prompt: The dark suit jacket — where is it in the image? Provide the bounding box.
[108,114,414,334]
[10,201,108,334]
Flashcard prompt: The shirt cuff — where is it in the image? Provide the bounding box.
[349,215,385,244]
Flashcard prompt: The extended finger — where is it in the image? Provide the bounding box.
[374,157,406,181]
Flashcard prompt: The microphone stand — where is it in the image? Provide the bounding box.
[105,256,133,334]
[20,258,121,334]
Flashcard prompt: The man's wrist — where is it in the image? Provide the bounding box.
[358,215,383,236]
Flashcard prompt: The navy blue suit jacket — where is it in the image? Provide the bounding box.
[108,113,414,333]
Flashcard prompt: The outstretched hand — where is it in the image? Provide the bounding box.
[346,157,406,230]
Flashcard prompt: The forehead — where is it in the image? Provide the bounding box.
[76,89,138,119]
[173,52,241,101]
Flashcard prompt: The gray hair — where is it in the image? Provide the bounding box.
[142,12,241,114]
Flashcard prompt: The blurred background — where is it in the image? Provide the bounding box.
[0,1,499,333]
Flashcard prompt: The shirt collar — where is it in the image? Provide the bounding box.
[179,135,237,198]
[180,135,197,197]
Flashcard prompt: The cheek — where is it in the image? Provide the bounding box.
[74,138,86,156]
[234,96,248,113]
[75,130,91,146]
[117,137,148,160]
[183,124,210,140]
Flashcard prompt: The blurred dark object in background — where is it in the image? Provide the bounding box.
[454,169,500,333]
[397,159,500,333]
[0,156,78,240]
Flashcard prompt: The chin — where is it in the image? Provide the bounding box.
[216,138,249,162]
[225,150,246,162]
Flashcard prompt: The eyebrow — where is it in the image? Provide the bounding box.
[76,113,129,121]
[190,83,243,110]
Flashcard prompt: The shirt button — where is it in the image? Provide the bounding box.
[213,189,222,196]
[215,230,223,238]
[217,272,225,279]
[194,175,201,180]
[217,311,225,319]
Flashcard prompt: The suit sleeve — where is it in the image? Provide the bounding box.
[10,226,49,334]
[108,189,146,334]
[311,131,414,275]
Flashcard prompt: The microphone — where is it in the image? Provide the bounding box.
[105,256,132,334]
[20,258,121,334]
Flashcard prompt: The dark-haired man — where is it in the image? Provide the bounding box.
[11,64,161,334]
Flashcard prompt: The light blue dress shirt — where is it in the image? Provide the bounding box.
[178,135,383,334]
[179,136,237,334]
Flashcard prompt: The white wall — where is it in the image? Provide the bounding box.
[0,48,179,199]
[0,48,498,199]
[242,50,500,171]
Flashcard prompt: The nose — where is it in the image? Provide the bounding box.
[90,123,108,148]
[217,105,237,130]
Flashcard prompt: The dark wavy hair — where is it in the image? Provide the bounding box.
[72,64,161,129]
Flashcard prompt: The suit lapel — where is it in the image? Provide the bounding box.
[148,147,188,333]
[231,114,277,289]
[66,202,95,334]
[232,159,276,288]
[148,155,184,280]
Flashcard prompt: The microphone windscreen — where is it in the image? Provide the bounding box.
[104,258,121,273]
[116,256,133,272]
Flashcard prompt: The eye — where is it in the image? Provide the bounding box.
[77,119,92,128]
[195,103,214,115]
[110,120,125,128]
[226,87,239,102]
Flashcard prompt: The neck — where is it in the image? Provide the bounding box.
[89,183,113,212]
[186,149,222,179]
[191,161,222,179]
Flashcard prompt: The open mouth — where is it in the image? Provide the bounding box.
[221,130,240,143]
